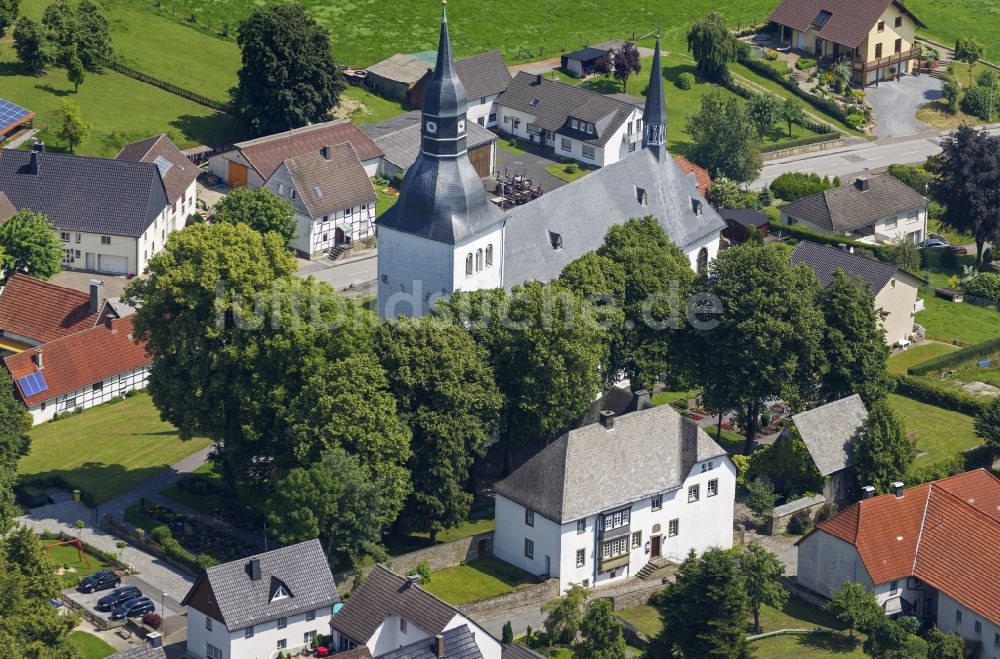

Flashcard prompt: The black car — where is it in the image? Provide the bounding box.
[77,571,120,594]
[110,596,154,621]
[96,585,142,612]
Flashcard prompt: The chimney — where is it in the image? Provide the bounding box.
[534,73,543,85]
[404,574,421,588]
[248,558,262,581]
[28,150,40,176]
[435,634,445,658]
[854,177,870,192]
[634,389,651,410]
[320,145,331,161]
[31,141,45,153]
[89,279,103,314]
[861,485,876,500]
[892,482,904,497]
[32,350,43,369]
[599,410,615,430]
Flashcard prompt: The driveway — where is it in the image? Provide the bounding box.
[490,142,568,197]
[866,74,943,139]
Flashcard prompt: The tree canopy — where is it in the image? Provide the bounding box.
[854,400,914,493]
[74,0,113,70]
[56,99,90,153]
[12,17,50,72]
[212,186,297,245]
[955,36,985,87]
[0,0,18,39]
[541,583,588,645]
[974,396,1000,457]
[0,369,31,534]
[574,599,627,659]
[687,12,739,81]
[0,209,64,285]
[824,581,883,637]
[738,542,788,632]
[231,5,347,136]
[685,90,763,183]
[610,42,641,93]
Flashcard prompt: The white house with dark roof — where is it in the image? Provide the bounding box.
[493,402,736,594]
[116,134,199,244]
[495,72,643,167]
[330,565,501,659]
[791,240,928,346]
[263,142,378,257]
[779,175,928,244]
[181,539,339,659]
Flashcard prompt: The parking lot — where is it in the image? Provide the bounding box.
[62,574,186,630]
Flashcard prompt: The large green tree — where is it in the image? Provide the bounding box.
[375,316,502,541]
[268,447,395,566]
[212,187,296,245]
[40,0,75,49]
[0,0,18,38]
[746,92,782,137]
[974,396,1000,456]
[955,36,985,87]
[927,628,964,659]
[574,599,627,659]
[0,526,78,655]
[56,99,90,153]
[818,269,890,406]
[824,581,883,637]
[440,282,609,473]
[749,428,825,499]
[594,216,694,391]
[124,222,297,501]
[854,400,913,493]
[682,243,825,453]
[864,617,928,659]
[650,549,752,658]
[0,209,63,285]
[231,5,347,137]
[0,370,31,534]
[12,17,51,72]
[74,0,113,70]
[738,542,788,632]
[930,126,1000,266]
[687,12,738,81]
[541,583,589,645]
[686,90,763,183]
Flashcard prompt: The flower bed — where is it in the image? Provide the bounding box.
[138,500,257,564]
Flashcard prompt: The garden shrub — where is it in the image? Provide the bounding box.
[787,509,813,534]
[961,85,1000,121]
[765,50,779,61]
[731,454,750,488]
[814,502,838,525]
[770,171,835,201]
[845,113,867,129]
[795,58,817,70]
[177,473,221,496]
[961,272,1000,301]
[907,453,964,485]
[407,560,432,584]
[939,247,958,269]
[142,612,162,629]
[976,69,999,88]
[887,373,990,416]
[564,163,577,174]
[677,72,695,90]
[887,164,933,195]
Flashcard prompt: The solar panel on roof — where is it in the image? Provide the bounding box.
[16,371,48,397]
[0,99,33,133]
[152,155,173,177]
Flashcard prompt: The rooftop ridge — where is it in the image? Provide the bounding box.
[234,119,351,148]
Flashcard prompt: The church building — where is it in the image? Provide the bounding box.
[376,8,725,319]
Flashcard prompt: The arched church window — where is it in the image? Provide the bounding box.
[697,247,709,274]
[476,249,483,271]
[486,244,493,267]
[466,253,473,277]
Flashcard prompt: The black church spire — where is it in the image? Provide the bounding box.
[642,38,668,162]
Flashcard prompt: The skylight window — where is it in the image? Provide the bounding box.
[314,186,323,198]
[812,10,832,28]
[548,230,563,250]
[530,98,541,107]
[153,155,173,177]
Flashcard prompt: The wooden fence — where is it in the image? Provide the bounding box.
[100,58,232,113]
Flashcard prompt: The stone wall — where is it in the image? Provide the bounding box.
[767,494,827,535]
[762,138,844,161]
[457,580,560,618]
[606,582,665,611]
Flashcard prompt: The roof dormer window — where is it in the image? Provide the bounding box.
[271,584,290,602]
[548,230,563,250]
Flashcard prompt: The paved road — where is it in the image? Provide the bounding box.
[299,252,378,295]
[753,124,1000,188]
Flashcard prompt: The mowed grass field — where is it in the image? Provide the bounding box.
[18,393,212,504]
[889,393,980,462]
[888,342,960,374]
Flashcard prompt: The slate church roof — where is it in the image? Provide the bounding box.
[791,394,868,476]
[180,539,338,630]
[495,403,727,523]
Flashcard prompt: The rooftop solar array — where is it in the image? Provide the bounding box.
[0,99,33,134]
[17,371,48,397]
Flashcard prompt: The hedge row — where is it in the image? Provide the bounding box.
[762,133,842,153]
[888,372,991,417]
[736,55,851,124]
[768,221,888,260]
[908,335,1000,375]
[724,78,838,136]
[149,523,217,573]
[17,474,97,507]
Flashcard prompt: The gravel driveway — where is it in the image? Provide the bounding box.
[866,74,943,139]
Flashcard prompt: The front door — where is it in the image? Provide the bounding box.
[651,535,661,558]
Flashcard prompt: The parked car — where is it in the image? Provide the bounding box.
[951,246,969,255]
[110,597,154,621]
[77,571,120,594]
[919,239,950,250]
[96,585,142,612]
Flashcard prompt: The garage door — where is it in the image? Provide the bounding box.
[98,255,128,274]
[468,143,492,178]
[228,161,248,188]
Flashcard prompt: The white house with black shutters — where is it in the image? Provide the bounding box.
[493,398,736,594]
[181,540,339,659]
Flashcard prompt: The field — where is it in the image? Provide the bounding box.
[889,393,980,462]
[888,342,960,374]
[18,393,212,504]
[421,556,538,605]
[67,631,117,659]
[906,0,1000,63]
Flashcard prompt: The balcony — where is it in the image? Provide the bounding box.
[852,49,919,72]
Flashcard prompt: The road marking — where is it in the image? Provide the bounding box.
[865,156,884,161]
[900,150,921,155]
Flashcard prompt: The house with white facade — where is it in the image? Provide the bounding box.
[207,120,383,189]
[779,175,928,245]
[791,240,928,346]
[493,395,736,594]
[420,50,510,128]
[796,470,1000,651]
[495,72,643,167]
[263,143,377,258]
[375,17,724,319]
[181,540,339,659]
[330,565,501,659]
[0,141,188,276]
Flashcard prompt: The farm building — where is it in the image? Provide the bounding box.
[560,46,612,77]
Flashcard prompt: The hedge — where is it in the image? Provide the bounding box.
[723,78,836,135]
[907,335,1000,376]
[768,221,889,260]
[961,272,1000,302]
[762,133,842,153]
[148,523,217,573]
[888,373,991,416]
[736,55,851,123]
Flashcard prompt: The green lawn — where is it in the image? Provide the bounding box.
[615,604,663,637]
[67,631,117,659]
[908,1,1000,67]
[158,462,222,515]
[889,393,980,462]
[888,342,960,374]
[752,632,866,659]
[340,87,411,126]
[915,292,1000,345]
[384,518,496,557]
[44,539,112,588]
[375,185,400,219]
[545,162,592,183]
[19,393,212,504]
[421,556,537,605]
[497,138,533,156]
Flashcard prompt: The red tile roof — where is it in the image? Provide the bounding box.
[0,274,98,343]
[802,470,1000,625]
[673,155,710,196]
[5,315,149,405]
[116,134,198,205]
[233,120,384,181]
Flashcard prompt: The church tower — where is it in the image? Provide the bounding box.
[376,2,504,319]
[642,38,668,163]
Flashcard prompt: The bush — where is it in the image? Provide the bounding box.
[731,454,750,488]
[177,474,222,496]
[407,560,432,584]
[961,85,1000,120]
[676,72,695,90]
[142,612,162,629]
[939,247,958,269]
[770,171,835,202]
[887,373,991,416]
[961,272,1000,301]
[814,502,838,525]
[795,58,817,70]
[907,453,965,485]
[787,508,813,534]
[845,113,867,129]
[887,164,932,195]
[764,50,779,61]
[564,163,577,174]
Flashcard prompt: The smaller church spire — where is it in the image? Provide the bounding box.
[642,37,668,162]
